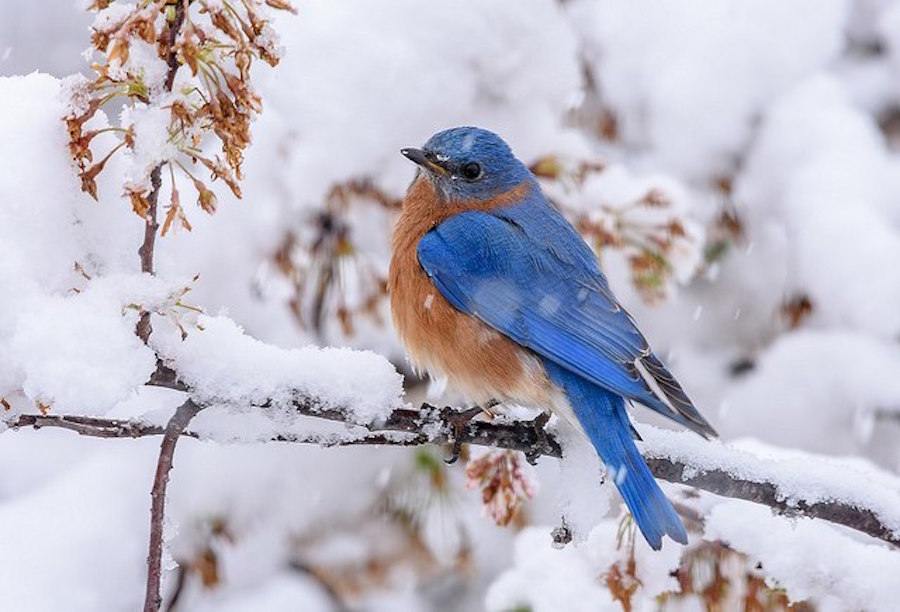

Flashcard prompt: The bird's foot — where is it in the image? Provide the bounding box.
[525,411,552,465]
[481,398,501,419]
[442,405,484,465]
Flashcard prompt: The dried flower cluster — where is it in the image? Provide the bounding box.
[661,541,812,611]
[272,179,400,337]
[532,156,701,303]
[64,0,294,233]
[275,156,703,345]
[465,450,536,527]
[781,293,814,330]
[604,517,641,612]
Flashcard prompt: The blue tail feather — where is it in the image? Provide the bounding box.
[543,360,688,550]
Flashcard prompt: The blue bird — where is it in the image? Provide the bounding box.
[388,127,716,550]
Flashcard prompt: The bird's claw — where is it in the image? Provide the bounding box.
[481,398,501,418]
[525,411,552,465]
[442,406,484,464]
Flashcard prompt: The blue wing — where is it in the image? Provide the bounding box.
[416,193,716,438]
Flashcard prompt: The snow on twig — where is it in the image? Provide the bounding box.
[7,371,900,550]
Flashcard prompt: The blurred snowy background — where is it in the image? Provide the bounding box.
[2,0,900,610]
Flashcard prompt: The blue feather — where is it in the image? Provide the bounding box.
[406,127,713,549]
[543,360,688,549]
[417,195,715,438]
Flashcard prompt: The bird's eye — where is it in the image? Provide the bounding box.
[460,162,482,180]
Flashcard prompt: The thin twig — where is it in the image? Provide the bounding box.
[162,565,188,612]
[136,0,187,345]
[5,395,898,549]
[140,4,191,611]
[143,398,203,612]
[8,413,169,438]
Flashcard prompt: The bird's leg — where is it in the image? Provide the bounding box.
[480,398,501,419]
[525,411,552,466]
[442,405,484,465]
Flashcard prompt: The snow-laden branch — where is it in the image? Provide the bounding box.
[7,380,900,550]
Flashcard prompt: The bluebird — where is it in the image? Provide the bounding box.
[388,127,716,550]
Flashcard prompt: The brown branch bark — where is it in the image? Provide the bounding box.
[136,0,187,345]
[138,4,192,611]
[645,458,900,549]
[143,398,203,612]
[6,395,898,549]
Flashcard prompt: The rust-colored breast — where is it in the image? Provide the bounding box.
[388,176,550,405]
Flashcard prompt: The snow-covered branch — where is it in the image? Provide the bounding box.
[7,382,900,550]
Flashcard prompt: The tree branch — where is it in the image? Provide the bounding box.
[136,0,187,345]
[143,398,203,612]
[139,5,191,611]
[6,394,898,549]
[645,458,900,549]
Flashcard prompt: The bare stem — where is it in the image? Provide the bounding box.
[143,399,203,612]
[137,4,192,610]
[136,0,187,344]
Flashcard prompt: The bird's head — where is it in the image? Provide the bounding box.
[401,127,532,202]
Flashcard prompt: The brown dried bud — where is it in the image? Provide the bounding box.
[133,16,156,45]
[667,220,686,238]
[641,188,670,208]
[195,548,220,588]
[716,209,744,241]
[266,0,297,14]
[79,145,122,200]
[161,184,183,236]
[92,30,111,52]
[170,99,194,130]
[191,177,218,214]
[235,49,251,80]
[124,126,136,149]
[108,37,130,66]
[530,156,563,180]
[80,175,99,200]
[466,450,535,527]
[210,10,242,43]
[127,187,151,217]
[178,25,201,76]
[781,294,813,329]
[573,160,607,184]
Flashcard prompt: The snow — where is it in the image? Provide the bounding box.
[486,522,683,611]
[735,75,900,338]
[716,330,900,454]
[3,0,900,609]
[552,421,614,542]
[120,103,179,183]
[154,314,405,427]
[0,73,161,414]
[640,425,900,539]
[191,573,336,612]
[263,0,585,204]
[567,0,850,180]
[486,527,617,611]
[7,276,162,413]
[0,440,152,612]
[705,502,900,611]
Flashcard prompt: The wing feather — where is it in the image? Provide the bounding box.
[417,199,716,439]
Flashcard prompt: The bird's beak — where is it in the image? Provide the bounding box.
[401,148,449,176]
